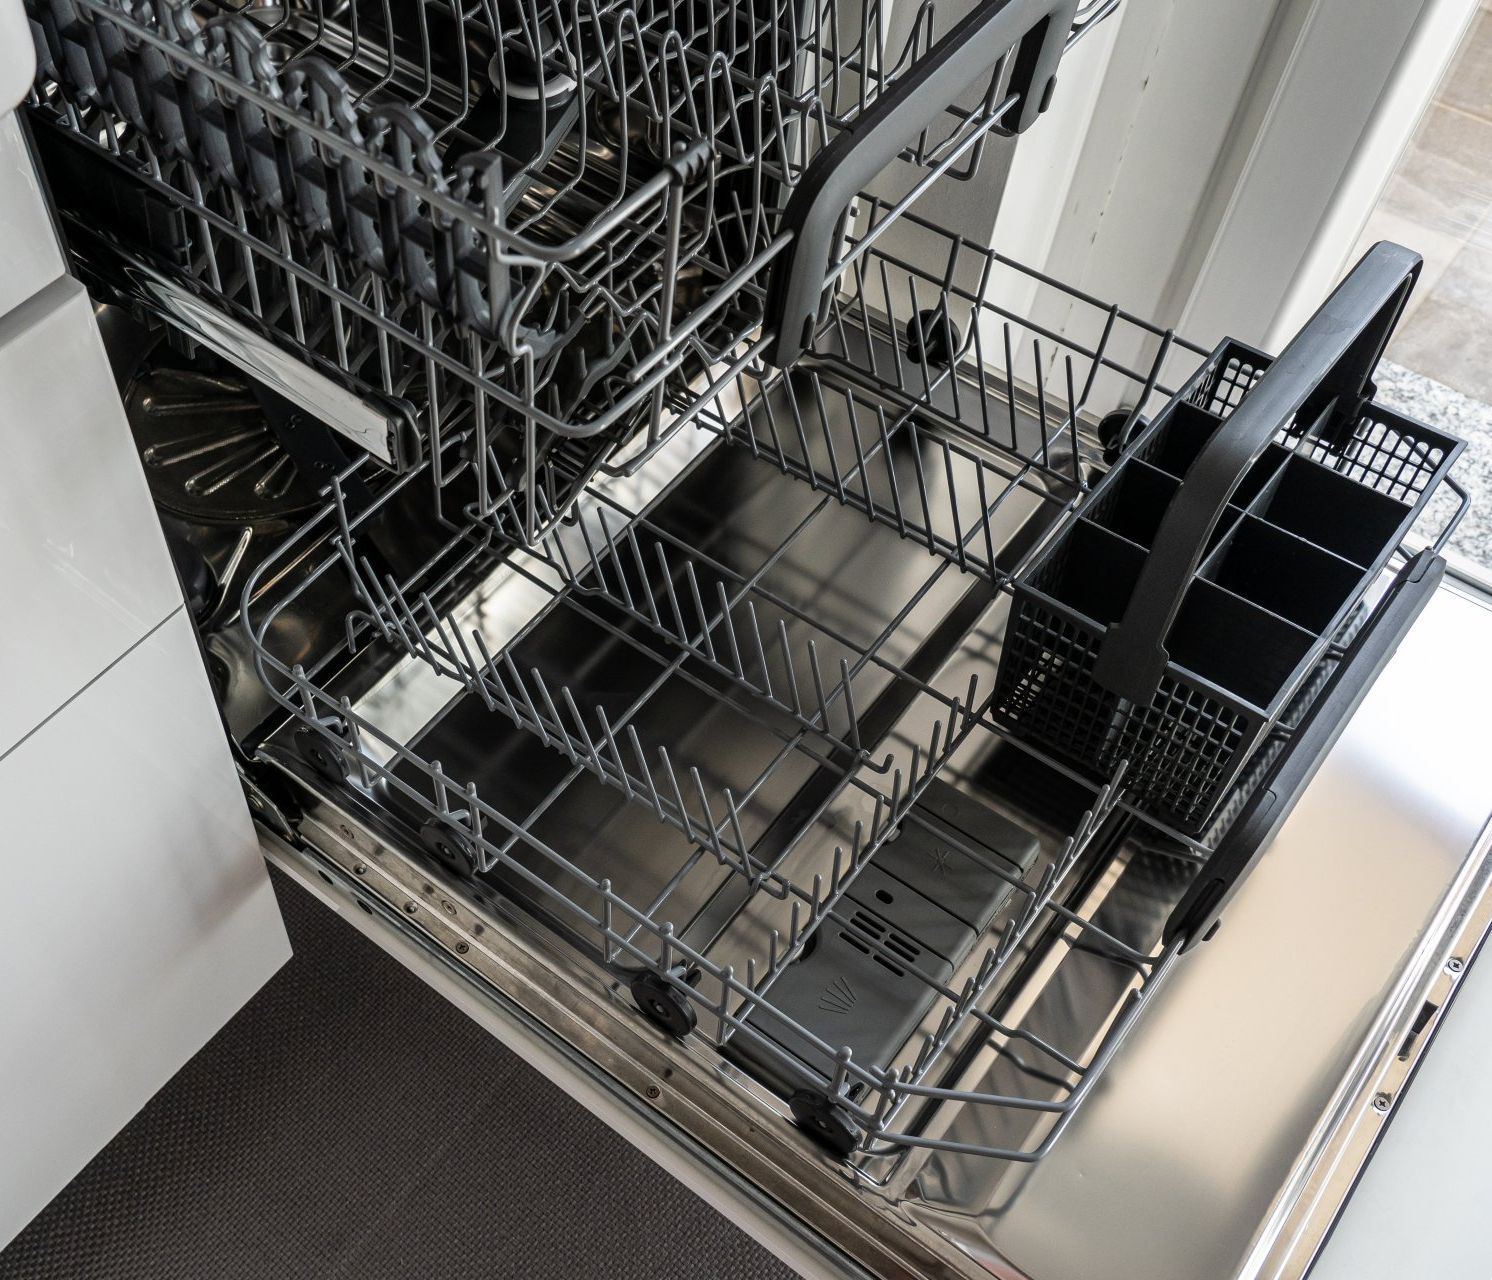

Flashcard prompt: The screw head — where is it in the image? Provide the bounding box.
[1372,1092,1392,1114]
[403,901,418,915]
[455,942,470,955]
[1447,957,1465,974]
[645,1085,661,1101]
[353,864,367,876]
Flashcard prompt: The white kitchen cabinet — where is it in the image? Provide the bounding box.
[0,276,188,755]
[0,55,290,1242]
[0,113,65,318]
[0,608,290,1246]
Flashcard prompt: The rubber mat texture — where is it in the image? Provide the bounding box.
[0,869,797,1280]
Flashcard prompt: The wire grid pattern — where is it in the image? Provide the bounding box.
[680,201,1203,577]
[25,0,1113,545]
[1188,349,1267,415]
[990,593,1124,773]
[1293,401,1458,504]
[321,460,971,890]
[265,643,1171,1163]
[240,225,1208,1161]
[1105,678,1250,830]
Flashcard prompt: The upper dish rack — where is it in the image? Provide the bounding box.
[24,0,1118,542]
[241,211,1467,1164]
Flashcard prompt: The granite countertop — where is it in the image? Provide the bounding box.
[1375,360,1492,571]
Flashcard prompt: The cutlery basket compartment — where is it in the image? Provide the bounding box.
[1201,515,1366,633]
[1253,451,1420,564]
[993,248,1465,833]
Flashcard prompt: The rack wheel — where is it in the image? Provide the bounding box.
[789,1090,860,1159]
[903,307,961,367]
[1097,407,1146,461]
[630,970,698,1038]
[294,719,351,784]
[420,818,479,877]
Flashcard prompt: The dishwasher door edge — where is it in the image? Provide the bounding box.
[1250,809,1492,1278]
[1240,569,1492,1279]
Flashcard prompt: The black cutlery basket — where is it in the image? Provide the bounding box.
[993,244,1465,834]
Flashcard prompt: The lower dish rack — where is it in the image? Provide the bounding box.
[240,225,1466,1166]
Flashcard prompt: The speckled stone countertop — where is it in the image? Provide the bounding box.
[1375,360,1492,571]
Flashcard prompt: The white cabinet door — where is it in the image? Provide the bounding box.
[0,113,66,318]
[0,276,187,755]
[0,609,290,1247]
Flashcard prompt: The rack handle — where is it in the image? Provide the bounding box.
[1163,548,1444,951]
[759,0,1080,369]
[1091,242,1421,704]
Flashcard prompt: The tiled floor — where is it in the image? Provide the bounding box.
[1354,7,1492,568]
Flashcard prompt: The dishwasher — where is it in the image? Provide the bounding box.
[14,0,1492,1273]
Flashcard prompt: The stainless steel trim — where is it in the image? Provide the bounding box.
[128,267,405,465]
[1254,812,1492,1278]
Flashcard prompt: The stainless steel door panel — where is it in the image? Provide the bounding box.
[1312,919,1492,1280]
[901,581,1492,1280]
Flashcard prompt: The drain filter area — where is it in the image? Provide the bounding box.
[732,784,1039,1097]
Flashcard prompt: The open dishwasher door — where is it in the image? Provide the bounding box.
[10,0,1491,1268]
[897,578,1492,1280]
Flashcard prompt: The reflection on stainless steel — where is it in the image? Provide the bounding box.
[127,360,323,526]
[353,420,721,753]
[895,583,1492,1280]
[128,267,406,466]
[347,395,1052,976]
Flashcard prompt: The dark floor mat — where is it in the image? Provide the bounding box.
[0,868,797,1280]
